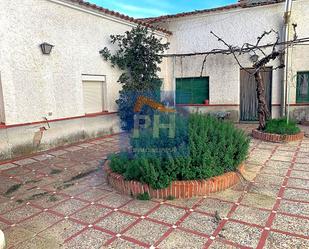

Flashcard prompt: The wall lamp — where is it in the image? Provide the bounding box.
[250,54,259,63]
[40,43,54,55]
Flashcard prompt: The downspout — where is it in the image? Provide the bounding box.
[172,56,176,107]
[282,0,293,117]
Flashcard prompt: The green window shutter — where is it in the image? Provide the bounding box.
[176,77,209,104]
[296,72,309,103]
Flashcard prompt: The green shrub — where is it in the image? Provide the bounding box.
[264,118,300,135]
[109,114,250,189]
[136,192,151,201]
[166,195,175,200]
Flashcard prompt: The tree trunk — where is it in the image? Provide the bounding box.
[254,70,270,130]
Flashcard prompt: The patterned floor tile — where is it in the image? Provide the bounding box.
[148,204,186,225]
[165,198,200,209]
[290,170,309,179]
[1,130,309,248]
[1,204,41,223]
[180,212,218,235]
[51,199,88,216]
[106,238,145,249]
[278,199,309,217]
[210,189,243,203]
[287,178,309,189]
[231,205,270,226]
[158,229,206,249]
[241,192,276,210]
[282,188,309,202]
[97,193,132,209]
[208,240,239,248]
[196,198,233,218]
[4,226,37,247]
[19,211,62,233]
[248,182,281,197]
[272,213,309,236]
[72,205,112,224]
[95,211,137,233]
[77,188,110,201]
[219,221,262,248]
[14,235,62,249]
[120,200,158,215]
[38,219,84,242]
[64,228,112,249]
[124,219,169,245]
[264,231,309,249]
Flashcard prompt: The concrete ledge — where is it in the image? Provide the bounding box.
[300,120,309,126]
[0,113,121,161]
[252,129,304,143]
[104,160,245,199]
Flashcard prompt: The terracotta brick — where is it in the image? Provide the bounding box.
[104,162,243,199]
[252,129,304,143]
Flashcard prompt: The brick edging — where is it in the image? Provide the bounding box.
[252,129,304,143]
[103,161,245,199]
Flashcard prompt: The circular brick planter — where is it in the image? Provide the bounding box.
[252,129,304,143]
[104,160,245,199]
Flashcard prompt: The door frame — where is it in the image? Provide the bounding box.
[239,67,273,121]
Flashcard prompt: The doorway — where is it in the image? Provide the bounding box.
[240,68,272,121]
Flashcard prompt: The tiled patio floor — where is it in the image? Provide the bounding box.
[0,125,308,249]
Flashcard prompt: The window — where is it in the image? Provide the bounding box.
[176,77,209,104]
[296,72,309,103]
[82,75,106,114]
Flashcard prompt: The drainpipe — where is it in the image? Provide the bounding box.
[282,0,293,117]
[172,56,176,107]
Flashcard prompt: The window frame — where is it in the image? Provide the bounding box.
[175,77,209,105]
[82,74,107,114]
[296,71,309,103]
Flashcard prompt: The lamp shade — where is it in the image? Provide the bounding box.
[40,43,54,55]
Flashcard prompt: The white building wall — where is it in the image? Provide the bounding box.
[157,0,309,120]
[0,0,167,125]
[0,0,168,160]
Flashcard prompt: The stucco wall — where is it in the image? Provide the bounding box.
[156,0,309,120]
[0,113,121,161]
[0,77,5,123]
[0,0,167,125]
[0,0,168,160]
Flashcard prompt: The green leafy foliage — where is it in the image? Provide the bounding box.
[109,114,250,189]
[166,195,175,200]
[136,192,151,201]
[101,25,169,131]
[264,118,301,135]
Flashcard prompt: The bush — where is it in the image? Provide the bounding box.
[136,192,151,200]
[109,114,250,189]
[101,26,169,131]
[264,118,300,135]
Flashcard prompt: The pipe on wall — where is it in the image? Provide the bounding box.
[282,0,293,116]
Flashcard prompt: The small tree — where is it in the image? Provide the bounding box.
[100,25,169,131]
[202,30,288,130]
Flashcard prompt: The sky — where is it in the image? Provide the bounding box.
[88,0,238,18]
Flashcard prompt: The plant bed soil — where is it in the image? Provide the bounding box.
[104,160,245,199]
[300,120,309,126]
[252,129,304,143]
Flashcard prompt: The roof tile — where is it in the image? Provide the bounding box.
[65,0,172,34]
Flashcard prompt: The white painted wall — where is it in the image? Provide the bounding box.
[0,0,167,125]
[0,0,168,160]
[156,0,309,119]
[0,75,5,123]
